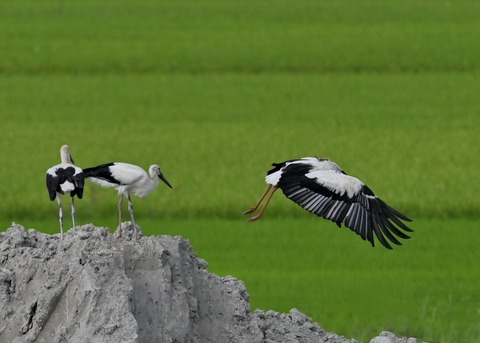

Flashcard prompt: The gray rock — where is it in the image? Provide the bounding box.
[0,224,424,343]
[370,331,424,343]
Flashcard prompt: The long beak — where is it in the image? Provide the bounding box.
[159,173,173,188]
[69,153,76,165]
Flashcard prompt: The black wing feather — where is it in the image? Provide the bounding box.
[83,163,120,185]
[46,166,84,200]
[72,171,85,199]
[274,161,413,249]
[46,172,60,200]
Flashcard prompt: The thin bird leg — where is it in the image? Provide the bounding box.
[71,196,76,228]
[243,184,273,215]
[127,194,136,225]
[118,195,124,227]
[247,187,278,222]
[57,197,64,238]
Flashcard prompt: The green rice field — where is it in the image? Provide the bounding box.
[1,1,479,342]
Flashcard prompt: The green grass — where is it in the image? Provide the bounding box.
[1,0,480,74]
[166,218,480,343]
[0,72,478,222]
[1,1,480,342]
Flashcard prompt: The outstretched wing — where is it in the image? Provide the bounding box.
[277,162,413,249]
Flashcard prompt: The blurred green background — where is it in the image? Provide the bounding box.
[1,1,479,342]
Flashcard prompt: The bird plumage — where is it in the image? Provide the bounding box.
[245,157,413,249]
[46,165,84,200]
[83,162,172,229]
[46,145,84,236]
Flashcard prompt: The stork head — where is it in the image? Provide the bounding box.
[150,164,173,189]
[60,145,75,165]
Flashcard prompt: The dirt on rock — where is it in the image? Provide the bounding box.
[0,224,424,343]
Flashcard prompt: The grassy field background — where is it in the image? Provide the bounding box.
[1,1,479,342]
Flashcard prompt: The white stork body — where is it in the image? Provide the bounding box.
[46,145,84,236]
[244,157,413,249]
[83,162,172,227]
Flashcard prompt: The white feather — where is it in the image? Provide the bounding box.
[110,163,145,186]
[305,170,364,198]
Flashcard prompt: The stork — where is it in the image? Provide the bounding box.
[83,162,172,229]
[46,145,84,236]
[243,157,413,249]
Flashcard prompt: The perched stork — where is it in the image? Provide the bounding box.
[243,157,413,249]
[83,162,172,228]
[46,145,84,236]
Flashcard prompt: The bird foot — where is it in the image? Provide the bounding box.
[115,222,144,240]
[247,215,261,222]
[243,208,256,215]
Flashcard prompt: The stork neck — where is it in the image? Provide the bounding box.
[149,172,160,186]
[135,171,159,198]
[60,150,73,164]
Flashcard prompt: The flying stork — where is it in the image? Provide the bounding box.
[46,145,84,236]
[243,157,413,249]
[83,162,173,229]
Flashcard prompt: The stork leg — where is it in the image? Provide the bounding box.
[127,194,136,225]
[118,195,124,227]
[247,186,278,222]
[71,196,76,228]
[57,197,64,238]
[243,185,273,215]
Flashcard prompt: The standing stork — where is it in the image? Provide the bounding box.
[46,145,84,236]
[243,157,413,249]
[83,162,172,229]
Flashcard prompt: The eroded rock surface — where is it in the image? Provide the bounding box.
[0,224,424,343]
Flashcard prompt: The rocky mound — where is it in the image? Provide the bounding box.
[0,224,423,343]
